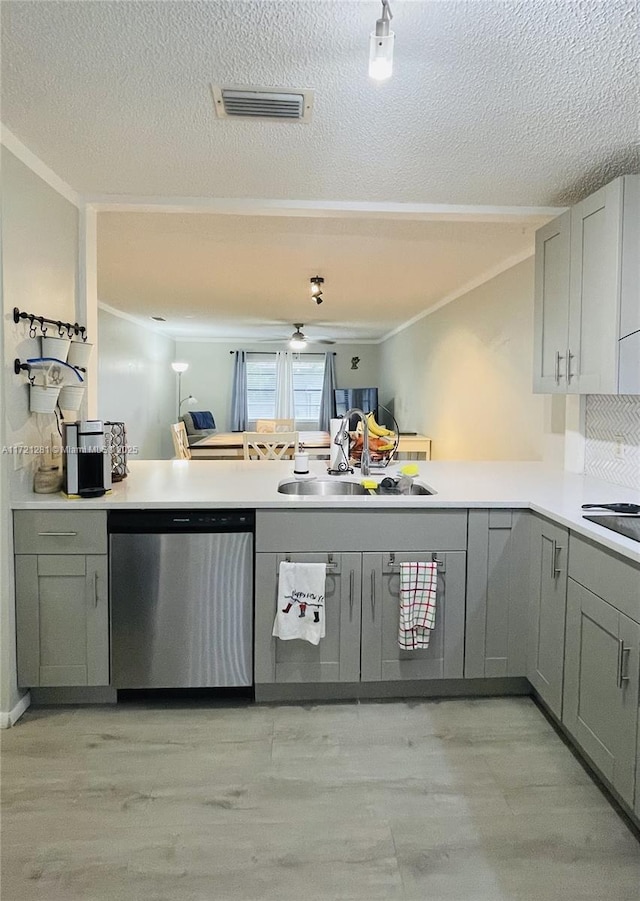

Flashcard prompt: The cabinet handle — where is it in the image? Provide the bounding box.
[93,571,99,607]
[370,570,376,619]
[552,543,563,578]
[617,640,631,688]
[349,570,354,617]
[37,531,77,537]
[566,349,574,384]
[554,351,564,384]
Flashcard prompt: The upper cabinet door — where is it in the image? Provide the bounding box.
[533,211,571,393]
[567,180,623,394]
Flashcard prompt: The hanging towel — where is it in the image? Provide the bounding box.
[398,561,438,650]
[272,562,327,645]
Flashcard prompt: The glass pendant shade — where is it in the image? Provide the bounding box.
[369,31,394,80]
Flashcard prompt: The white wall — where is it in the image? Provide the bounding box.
[98,308,176,460]
[174,341,381,431]
[379,258,562,462]
[1,147,80,720]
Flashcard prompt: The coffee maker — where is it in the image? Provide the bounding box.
[63,420,112,498]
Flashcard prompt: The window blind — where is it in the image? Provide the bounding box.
[245,353,326,425]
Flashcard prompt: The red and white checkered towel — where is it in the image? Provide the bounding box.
[398,561,438,650]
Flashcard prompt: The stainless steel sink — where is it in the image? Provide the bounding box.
[277,479,434,496]
[372,483,433,496]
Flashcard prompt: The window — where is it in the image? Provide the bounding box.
[246,355,277,421]
[245,354,326,426]
[292,357,325,424]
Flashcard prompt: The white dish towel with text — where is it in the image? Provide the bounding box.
[273,562,327,645]
[398,561,438,650]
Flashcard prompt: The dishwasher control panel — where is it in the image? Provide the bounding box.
[108,509,255,533]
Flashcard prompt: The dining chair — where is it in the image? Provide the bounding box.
[243,431,299,461]
[255,419,295,433]
[170,421,191,460]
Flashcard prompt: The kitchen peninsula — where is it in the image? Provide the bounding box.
[11,459,640,827]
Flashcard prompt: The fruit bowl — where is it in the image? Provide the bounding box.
[349,410,399,469]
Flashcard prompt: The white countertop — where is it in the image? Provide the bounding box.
[12,459,640,565]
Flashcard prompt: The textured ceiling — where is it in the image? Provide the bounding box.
[2,0,639,205]
[97,212,537,341]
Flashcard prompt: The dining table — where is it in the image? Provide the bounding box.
[190,431,432,461]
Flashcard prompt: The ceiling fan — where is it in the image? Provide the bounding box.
[288,324,335,348]
[256,323,335,347]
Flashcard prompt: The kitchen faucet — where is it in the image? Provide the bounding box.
[334,408,371,476]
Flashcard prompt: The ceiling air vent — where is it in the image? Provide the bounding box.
[211,85,313,122]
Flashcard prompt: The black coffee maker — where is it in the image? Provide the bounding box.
[63,421,112,498]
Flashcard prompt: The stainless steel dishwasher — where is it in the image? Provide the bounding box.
[109,510,254,689]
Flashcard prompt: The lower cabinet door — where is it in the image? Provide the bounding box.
[563,578,640,807]
[636,730,640,819]
[360,551,466,682]
[527,518,568,718]
[254,552,362,684]
[15,554,109,687]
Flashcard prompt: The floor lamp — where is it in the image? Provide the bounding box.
[171,361,189,421]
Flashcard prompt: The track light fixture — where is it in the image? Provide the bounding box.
[369,0,394,81]
[310,276,324,305]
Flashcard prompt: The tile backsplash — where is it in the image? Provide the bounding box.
[584,395,640,490]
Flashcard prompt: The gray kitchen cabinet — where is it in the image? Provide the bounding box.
[568,180,624,393]
[14,510,109,688]
[254,510,469,691]
[636,724,640,820]
[254,552,362,684]
[563,578,640,807]
[527,516,569,718]
[360,550,466,682]
[465,510,530,679]
[533,211,571,393]
[533,174,640,395]
[15,554,109,687]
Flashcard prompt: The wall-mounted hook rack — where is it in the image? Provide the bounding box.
[14,357,85,382]
[14,359,34,381]
[13,307,88,341]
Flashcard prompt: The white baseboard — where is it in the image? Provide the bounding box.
[0,691,31,728]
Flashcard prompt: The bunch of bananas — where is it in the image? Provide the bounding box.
[353,413,397,455]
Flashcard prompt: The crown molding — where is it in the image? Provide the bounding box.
[381,248,535,343]
[1,125,81,208]
[85,194,564,223]
[98,301,177,339]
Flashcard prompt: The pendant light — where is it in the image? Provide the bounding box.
[369,0,394,81]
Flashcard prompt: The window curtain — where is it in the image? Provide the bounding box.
[230,350,248,431]
[319,352,337,431]
[275,352,295,419]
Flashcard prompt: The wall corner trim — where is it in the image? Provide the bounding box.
[0,691,31,729]
[1,124,81,209]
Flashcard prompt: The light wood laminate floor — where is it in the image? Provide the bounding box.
[1,697,639,900]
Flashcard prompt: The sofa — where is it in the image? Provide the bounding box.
[180,411,216,446]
